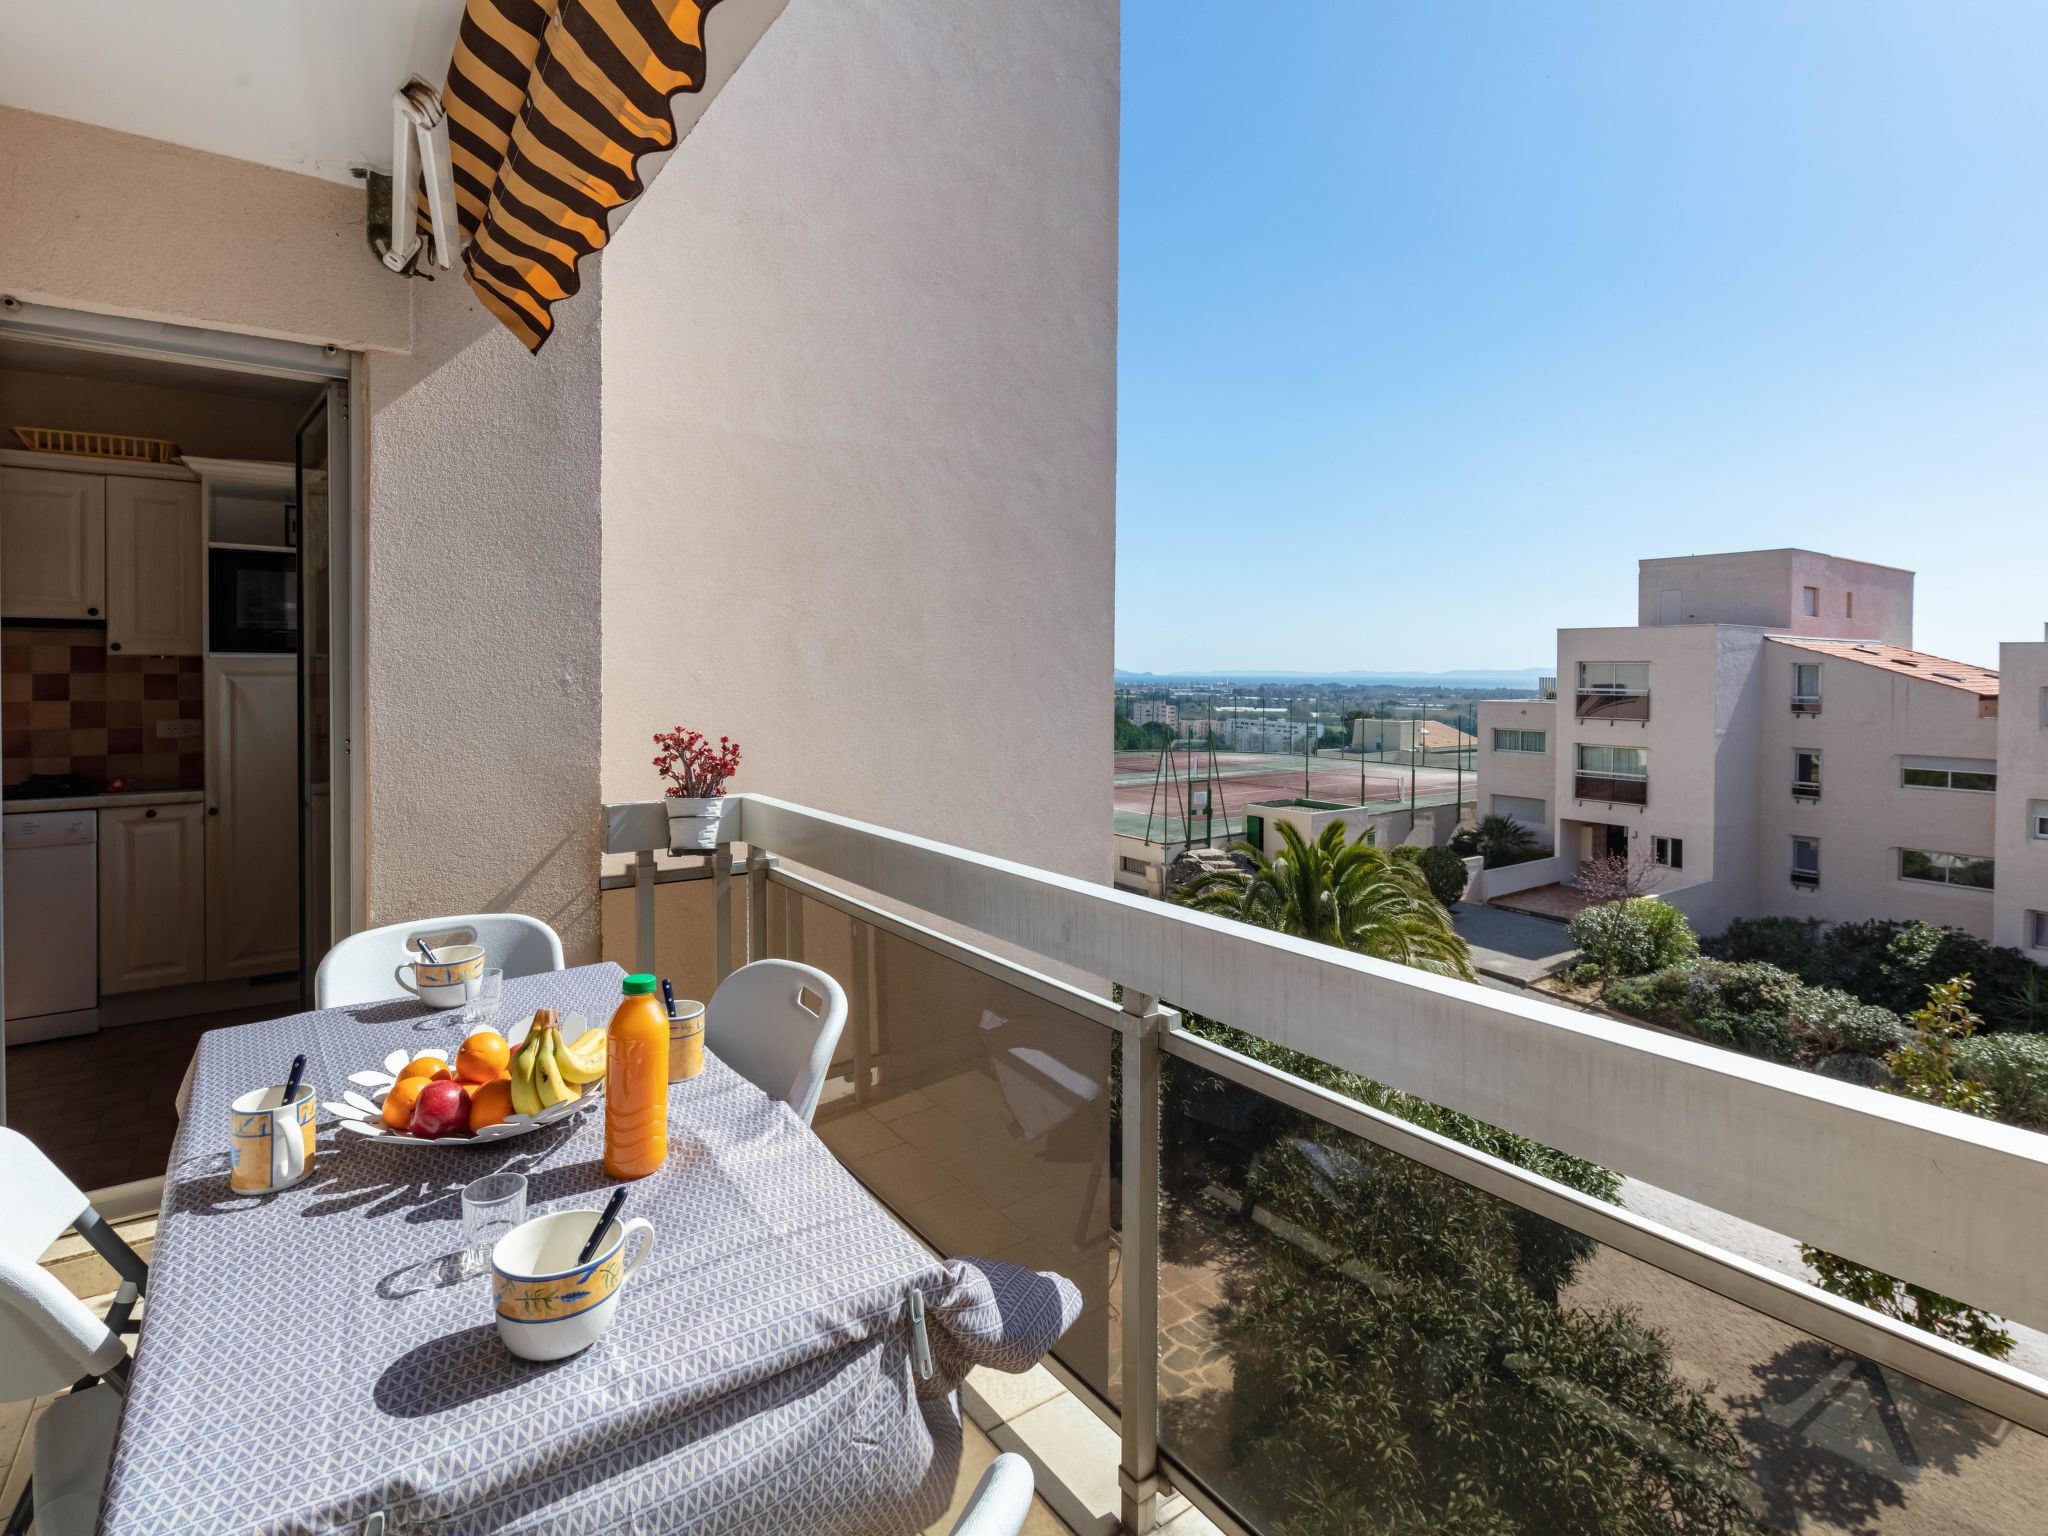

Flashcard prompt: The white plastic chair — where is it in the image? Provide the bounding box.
[1,1127,149,1536]
[314,913,565,1008]
[948,1452,1035,1536]
[704,960,848,1125]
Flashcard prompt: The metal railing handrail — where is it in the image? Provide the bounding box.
[603,794,2048,1339]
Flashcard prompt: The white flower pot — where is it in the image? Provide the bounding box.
[666,795,726,852]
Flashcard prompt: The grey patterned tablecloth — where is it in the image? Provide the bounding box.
[100,964,1080,1535]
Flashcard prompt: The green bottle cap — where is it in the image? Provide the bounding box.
[622,973,658,995]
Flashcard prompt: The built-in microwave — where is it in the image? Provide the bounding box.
[208,548,299,654]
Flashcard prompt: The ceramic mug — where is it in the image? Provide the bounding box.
[395,944,486,1008]
[229,1083,318,1193]
[492,1209,656,1362]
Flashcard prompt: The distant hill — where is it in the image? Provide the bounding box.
[1113,667,1549,689]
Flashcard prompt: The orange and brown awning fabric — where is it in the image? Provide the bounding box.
[432,0,723,351]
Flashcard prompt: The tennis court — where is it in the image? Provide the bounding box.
[1112,751,1473,842]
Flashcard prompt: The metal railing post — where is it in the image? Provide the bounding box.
[745,848,772,966]
[632,850,657,976]
[713,844,734,984]
[1118,991,1170,1535]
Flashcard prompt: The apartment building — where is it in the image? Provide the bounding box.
[1125,699,1179,729]
[1476,550,2048,951]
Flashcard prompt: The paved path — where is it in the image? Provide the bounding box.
[1451,900,1577,984]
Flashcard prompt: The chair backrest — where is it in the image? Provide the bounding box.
[0,1129,126,1402]
[948,1452,1034,1536]
[703,960,848,1125]
[315,913,565,1008]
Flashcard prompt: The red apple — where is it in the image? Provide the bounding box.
[410,1079,472,1139]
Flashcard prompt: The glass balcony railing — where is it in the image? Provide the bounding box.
[602,793,2048,1536]
[1576,689,1652,721]
[1575,772,1650,805]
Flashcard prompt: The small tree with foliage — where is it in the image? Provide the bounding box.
[1577,844,1665,904]
[1393,843,1468,907]
[1800,976,2014,1358]
[1569,897,1697,977]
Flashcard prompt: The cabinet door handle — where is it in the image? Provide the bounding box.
[87,607,99,617]
[110,642,122,652]
[208,807,219,816]
[145,808,157,819]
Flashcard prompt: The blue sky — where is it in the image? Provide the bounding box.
[1115,2,2047,673]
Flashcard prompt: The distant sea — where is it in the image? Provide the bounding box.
[1113,668,1548,691]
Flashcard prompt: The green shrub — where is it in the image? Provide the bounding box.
[1603,962,1706,1026]
[1785,987,1907,1057]
[1569,898,1698,977]
[1413,844,1468,906]
[1954,1033,2048,1128]
[1712,916,1826,981]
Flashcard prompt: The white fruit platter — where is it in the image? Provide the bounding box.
[324,1011,605,1147]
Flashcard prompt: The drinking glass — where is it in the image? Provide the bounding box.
[462,1172,527,1276]
[463,969,505,1028]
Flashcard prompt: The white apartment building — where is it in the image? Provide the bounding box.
[1476,550,2048,952]
[1125,699,1179,729]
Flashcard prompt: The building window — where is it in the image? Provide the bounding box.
[2033,802,2048,841]
[1653,836,1683,870]
[1491,728,1546,753]
[1845,591,1854,619]
[1578,662,1650,694]
[1791,837,1820,889]
[1793,750,1821,800]
[2041,687,2048,729]
[1802,585,1820,617]
[2033,912,2048,950]
[1898,848,1995,890]
[1899,758,1998,793]
[1792,662,1821,713]
[1118,856,1151,876]
[1576,743,1646,778]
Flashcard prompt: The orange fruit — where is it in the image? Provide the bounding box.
[455,1031,510,1085]
[396,1055,452,1085]
[467,1078,515,1131]
[381,1075,432,1131]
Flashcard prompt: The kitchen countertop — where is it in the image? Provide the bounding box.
[1,789,206,814]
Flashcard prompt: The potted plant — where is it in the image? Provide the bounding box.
[654,727,741,851]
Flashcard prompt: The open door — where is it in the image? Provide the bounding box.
[295,386,355,997]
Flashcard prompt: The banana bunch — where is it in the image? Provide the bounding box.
[509,1009,608,1116]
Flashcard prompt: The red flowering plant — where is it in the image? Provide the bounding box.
[653,727,742,799]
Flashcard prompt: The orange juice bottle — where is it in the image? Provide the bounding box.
[604,973,669,1179]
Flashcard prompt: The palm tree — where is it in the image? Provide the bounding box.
[1472,813,1536,866]
[1175,819,1475,980]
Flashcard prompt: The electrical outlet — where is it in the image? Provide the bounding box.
[156,718,202,740]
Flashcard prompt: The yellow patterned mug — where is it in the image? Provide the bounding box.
[395,944,486,1008]
[229,1083,318,1193]
[492,1209,656,1362]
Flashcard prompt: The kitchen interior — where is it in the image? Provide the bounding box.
[0,336,326,1192]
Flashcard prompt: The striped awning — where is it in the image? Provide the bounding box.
[433,0,725,352]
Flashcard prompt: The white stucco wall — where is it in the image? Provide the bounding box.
[362,272,605,961]
[1995,639,2048,955]
[596,0,1118,883]
[1474,699,1554,837]
[1638,549,1912,645]
[0,106,409,352]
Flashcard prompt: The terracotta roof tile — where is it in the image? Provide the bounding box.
[1770,639,1999,695]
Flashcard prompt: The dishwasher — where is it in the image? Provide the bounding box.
[4,809,99,1043]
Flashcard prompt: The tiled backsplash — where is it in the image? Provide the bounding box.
[2,629,205,790]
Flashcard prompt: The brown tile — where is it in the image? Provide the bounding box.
[178,756,206,788]
[71,755,107,781]
[69,728,107,757]
[30,672,68,701]
[69,645,106,673]
[1,645,25,672]
[179,654,204,674]
[1,703,23,730]
[178,733,204,754]
[71,672,105,701]
[107,728,144,754]
[1,674,26,704]
[106,754,148,783]
[105,672,143,701]
[2,730,26,760]
[30,757,66,776]
[176,670,204,700]
[29,645,66,673]
[29,729,66,756]
[143,673,177,700]
[29,701,67,731]
[107,699,141,728]
[176,697,202,720]
[139,699,176,726]
[70,699,104,728]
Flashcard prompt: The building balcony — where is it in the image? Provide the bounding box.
[1574,772,1649,805]
[1793,782,1822,801]
[603,793,2048,1536]
[1792,695,1823,716]
[1575,689,1652,721]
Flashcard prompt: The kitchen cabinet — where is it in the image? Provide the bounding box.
[106,476,204,655]
[100,802,207,994]
[206,656,299,980]
[0,466,106,620]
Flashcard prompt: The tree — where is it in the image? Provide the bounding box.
[1577,844,1665,904]
[1173,819,1475,980]
[1800,976,2014,1358]
[1393,843,1468,907]
[1471,813,1537,867]
[1114,710,1146,751]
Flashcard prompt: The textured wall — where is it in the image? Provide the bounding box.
[597,0,1119,882]
[362,271,604,961]
[0,106,408,352]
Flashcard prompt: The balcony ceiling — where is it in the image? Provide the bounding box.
[0,0,464,184]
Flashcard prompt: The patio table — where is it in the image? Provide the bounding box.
[100,963,1080,1535]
